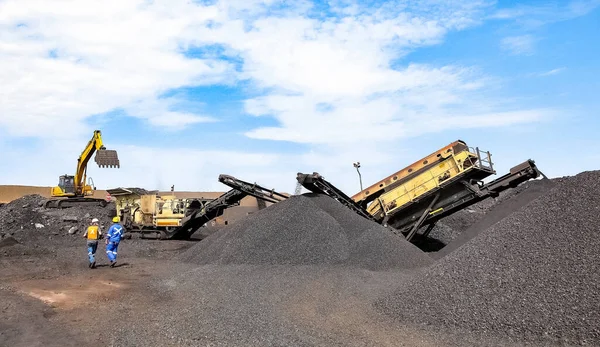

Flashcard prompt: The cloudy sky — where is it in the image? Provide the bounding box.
[0,0,598,194]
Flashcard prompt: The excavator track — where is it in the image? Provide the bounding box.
[44,198,108,209]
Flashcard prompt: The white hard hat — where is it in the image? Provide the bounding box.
[91,218,99,223]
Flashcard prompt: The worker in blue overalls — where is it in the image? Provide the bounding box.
[105,216,125,267]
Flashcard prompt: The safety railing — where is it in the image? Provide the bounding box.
[470,147,494,172]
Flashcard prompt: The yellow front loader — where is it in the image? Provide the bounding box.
[45,130,120,208]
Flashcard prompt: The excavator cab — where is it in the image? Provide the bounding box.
[58,175,76,194]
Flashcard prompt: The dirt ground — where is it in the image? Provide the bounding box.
[1,176,586,347]
[0,239,195,347]
[0,238,531,347]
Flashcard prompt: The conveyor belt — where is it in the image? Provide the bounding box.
[296,172,378,223]
[297,160,544,242]
[165,175,287,240]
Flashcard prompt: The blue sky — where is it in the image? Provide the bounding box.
[0,0,598,193]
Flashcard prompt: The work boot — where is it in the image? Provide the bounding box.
[91,261,96,269]
[110,261,116,268]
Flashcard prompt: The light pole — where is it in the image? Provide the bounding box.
[353,162,363,191]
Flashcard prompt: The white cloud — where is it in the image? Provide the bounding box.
[501,35,535,55]
[124,97,217,129]
[0,0,548,142]
[539,67,566,77]
[0,0,232,138]
[0,140,296,192]
[196,3,549,146]
[0,0,558,196]
[491,0,600,25]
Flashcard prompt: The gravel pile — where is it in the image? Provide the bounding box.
[0,194,115,245]
[112,265,434,347]
[39,201,116,233]
[427,178,555,248]
[375,170,600,345]
[434,178,555,258]
[0,195,47,236]
[180,193,432,270]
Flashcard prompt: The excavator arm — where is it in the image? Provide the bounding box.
[74,130,120,195]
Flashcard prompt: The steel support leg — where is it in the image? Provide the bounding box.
[405,194,440,242]
[422,222,437,238]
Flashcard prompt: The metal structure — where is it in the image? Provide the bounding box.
[151,174,288,240]
[107,187,214,236]
[353,162,363,191]
[297,172,377,223]
[45,130,120,208]
[297,140,545,242]
[218,175,288,204]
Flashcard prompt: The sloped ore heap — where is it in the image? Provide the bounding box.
[180,193,432,271]
[376,171,600,344]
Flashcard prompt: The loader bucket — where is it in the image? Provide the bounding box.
[95,149,120,168]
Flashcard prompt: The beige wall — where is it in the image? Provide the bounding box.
[0,185,110,203]
[0,185,272,208]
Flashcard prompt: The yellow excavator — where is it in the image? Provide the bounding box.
[44,130,120,209]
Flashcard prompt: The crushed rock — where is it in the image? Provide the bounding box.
[180,193,432,271]
[375,170,600,345]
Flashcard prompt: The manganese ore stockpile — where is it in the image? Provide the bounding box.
[376,170,600,345]
[180,193,433,271]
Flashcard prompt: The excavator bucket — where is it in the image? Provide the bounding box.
[95,149,120,168]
